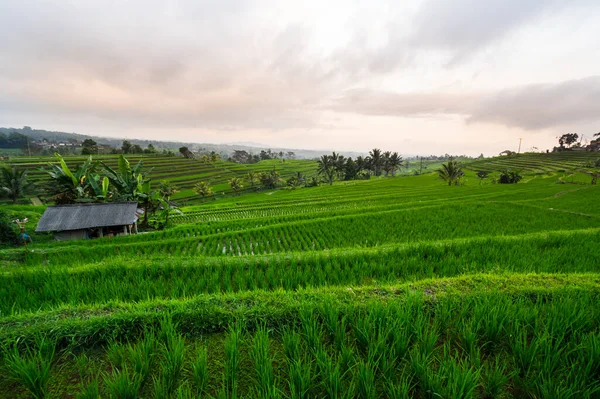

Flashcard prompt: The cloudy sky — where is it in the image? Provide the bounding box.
[1,0,599,155]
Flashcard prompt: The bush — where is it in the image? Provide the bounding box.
[497,170,523,184]
[0,209,18,246]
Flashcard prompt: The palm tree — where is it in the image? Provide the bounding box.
[317,155,336,185]
[437,160,464,186]
[387,152,403,177]
[369,148,383,176]
[259,170,281,189]
[194,182,213,199]
[1,165,30,203]
[382,151,392,176]
[157,180,179,225]
[229,177,243,195]
[246,171,259,188]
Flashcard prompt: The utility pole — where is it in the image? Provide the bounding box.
[518,138,522,154]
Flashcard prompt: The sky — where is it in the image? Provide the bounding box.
[1,0,600,156]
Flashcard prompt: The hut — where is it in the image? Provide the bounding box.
[36,202,139,240]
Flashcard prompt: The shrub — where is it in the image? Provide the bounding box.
[497,170,523,184]
[0,209,18,246]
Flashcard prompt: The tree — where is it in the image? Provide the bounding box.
[386,152,403,177]
[317,155,336,185]
[209,152,221,164]
[194,182,213,199]
[229,177,243,195]
[1,165,31,204]
[179,147,195,159]
[81,139,98,155]
[121,140,133,154]
[158,180,178,200]
[144,144,156,154]
[476,171,489,185]
[558,133,579,148]
[344,157,358,180]
[497,170,523,184]
[246,171,259,188]
[130,144,143,154]
[259,170,281,189]
[231,150,251,164]
[0,209,18,247]
[157,180,179,224]
[368,148,384,176]
[437,160,464,186]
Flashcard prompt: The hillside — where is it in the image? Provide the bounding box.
[465,151,599,173]
[5,154,318,205]
[1,126,358,159]
[1,169,599,398]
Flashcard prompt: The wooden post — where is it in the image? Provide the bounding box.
[123,225,128,236]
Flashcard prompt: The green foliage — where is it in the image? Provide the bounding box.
[437,160,464,186]
[0,208,18,246]
[1,164,31,203]
[497,169,523,184]
[4,336,55,399]
[1,162,600,396]
[194,181,213,198]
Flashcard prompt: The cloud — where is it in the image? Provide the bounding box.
[329,88,476,117]
[331,76,600,131]
[407,0,561,63]
[468,76,600,129]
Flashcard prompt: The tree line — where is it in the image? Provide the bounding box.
[316,149,403,185]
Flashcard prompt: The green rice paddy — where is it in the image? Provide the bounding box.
[1,151,599,398]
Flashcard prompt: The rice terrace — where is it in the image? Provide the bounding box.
[1,145,600,399]
[2,1,600,397]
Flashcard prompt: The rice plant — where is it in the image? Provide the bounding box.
[251,325,276,397]
[3,337,55,399]
[223,322,243,398]
[103,365,142,399]
[191,345,209,395]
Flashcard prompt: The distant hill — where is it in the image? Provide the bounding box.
[0,126,364,159]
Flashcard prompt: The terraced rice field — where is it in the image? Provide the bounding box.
[5,155,317,205]
[1,161,599,398]
[465,151,599,174]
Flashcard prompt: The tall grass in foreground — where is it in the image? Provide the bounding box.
[223,322,242,398]
[155,318,186,398]
[3,336,55,399]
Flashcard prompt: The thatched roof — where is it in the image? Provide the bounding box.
[36,202,138,232]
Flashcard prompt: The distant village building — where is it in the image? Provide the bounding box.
[36,202,139,241]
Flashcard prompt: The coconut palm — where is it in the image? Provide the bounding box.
[1,165,30,203]
[229,177,243,195]
[369,148,383,176]
[437,160,464,186]
[317,155,336,185]
[246,171,259,188]
[194,182,213,199]
[387,152,403,177]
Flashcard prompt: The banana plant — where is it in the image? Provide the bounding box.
[88,175,110,201]
[101,155,152,201]
[43,153,96,203]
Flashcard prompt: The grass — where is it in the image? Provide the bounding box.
[0,151,599,397]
